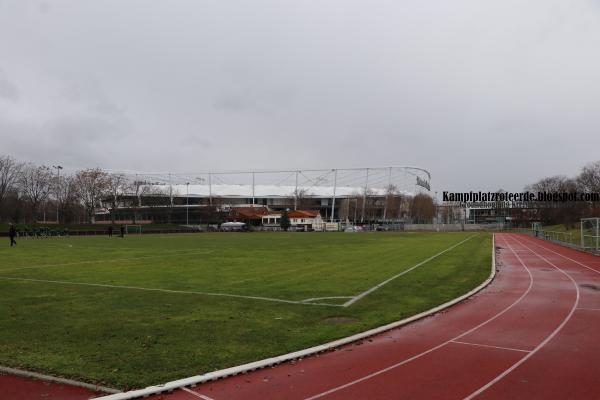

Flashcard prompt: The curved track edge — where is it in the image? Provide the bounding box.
[95,235,497,400]
[0,365,120,394]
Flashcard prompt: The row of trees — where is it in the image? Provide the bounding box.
[0,155,137,224]
[524,160,600,228]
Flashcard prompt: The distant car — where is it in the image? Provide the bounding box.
[220,222,247,232]
[344,226,361,232]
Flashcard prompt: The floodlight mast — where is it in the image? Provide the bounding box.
[383,166,392,220]
[186,182,190,225]
[208,172,212,206]
[361,168,370,223]
[52,165,63,223]
[330,169,337,222]
[294,170,299,210]
[169,173,173,206]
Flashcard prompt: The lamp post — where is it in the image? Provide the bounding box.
[434,191,438,224]
[186,182,190,225]
[52,165,63,223]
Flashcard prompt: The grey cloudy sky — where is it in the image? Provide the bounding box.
[1,0,599,193]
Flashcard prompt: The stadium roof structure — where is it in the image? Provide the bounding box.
[165,184,404,198]
[117,166,432,199]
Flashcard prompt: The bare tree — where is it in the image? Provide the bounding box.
[578,161,600,194]
[107,173,128,223]
[129,179,146,223]
[383,184,404,220]
[18,164,54,222]
[57,175,83,224]
[361,189,382,222]
[338,197,350,221]
[0,155,23,207]
[140,184,170,207]
[346,193,362,223]
[409,193,435,223]
[577,161,600,218]
[294,188,314,210]
[526,175,580,228]
[74,168,110,223]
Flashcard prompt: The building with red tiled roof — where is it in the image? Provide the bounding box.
[226,206,270,226]
[288,210,323,231]
[287,210,320,219]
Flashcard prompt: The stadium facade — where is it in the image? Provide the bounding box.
[97,166,432,224]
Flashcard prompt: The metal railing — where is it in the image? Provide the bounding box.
[522,228,600,255]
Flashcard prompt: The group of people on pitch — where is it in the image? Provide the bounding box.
[7,224,127,246]
[107,225,126,238]
[6,224,70,246]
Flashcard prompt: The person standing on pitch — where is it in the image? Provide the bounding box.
[120,225,125,238]
[108,225,113,238]
[8,223,17,247]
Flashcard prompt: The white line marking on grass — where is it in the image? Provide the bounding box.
[93,236,499,400]
[303,235,533,400]
[343,234,479,307]
[182,387,216,400]
[450,340,531,353]
[462,236,580,400]
[0,276,343,307]
[301,296,354,303]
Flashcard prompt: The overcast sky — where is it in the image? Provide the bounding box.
[1,0,599,193]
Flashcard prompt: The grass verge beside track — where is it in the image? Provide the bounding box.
[0,232,491,389]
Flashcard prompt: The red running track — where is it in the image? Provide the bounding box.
[146,233,600,400]
[0,373,103,400]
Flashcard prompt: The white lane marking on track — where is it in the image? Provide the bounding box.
[577,308,600,311]
[182,387,216,400]
[519,236,600,275]
[304,234,534,400]
[450,340,531,353]
[343,234,479,307]
[0,276,343,307]
[462,235,581,400]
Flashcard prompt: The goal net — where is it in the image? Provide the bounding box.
[125,224,143,235]
[581,218,600,252]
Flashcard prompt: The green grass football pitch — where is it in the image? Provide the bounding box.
[0,231,491,389]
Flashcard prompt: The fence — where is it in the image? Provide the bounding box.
[521,224,599,255]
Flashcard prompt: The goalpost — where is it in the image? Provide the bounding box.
[530,222,542,238]
[581,218,600,253]
[125,224,143,235]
